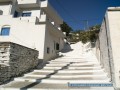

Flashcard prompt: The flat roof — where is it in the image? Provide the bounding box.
[108,7,120,11]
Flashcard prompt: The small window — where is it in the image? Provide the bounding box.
[56,43,59,50]
[47,47,50,54]
[22,12,31,17]
[0,10,3,15]
[14,11,19,17]
[1,27,10,36]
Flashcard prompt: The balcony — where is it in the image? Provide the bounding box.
[41,0,63,25]
[18,0,40,8]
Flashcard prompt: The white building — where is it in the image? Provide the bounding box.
[0,0,65,60]
[96,7,120,90]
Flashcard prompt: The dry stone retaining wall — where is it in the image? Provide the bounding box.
[0,42,39,84]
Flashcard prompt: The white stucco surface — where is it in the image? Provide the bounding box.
[107,11,120,88]
[96,7,120,90]
[0,0,65,60]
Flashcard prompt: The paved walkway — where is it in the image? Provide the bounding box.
[0,42,114,90]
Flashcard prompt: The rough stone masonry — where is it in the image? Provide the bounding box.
[0,42,39,84]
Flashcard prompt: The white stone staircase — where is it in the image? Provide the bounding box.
[0,42,114,90]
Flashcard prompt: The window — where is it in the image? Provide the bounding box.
[1,27,10,36]
[14,11,19,17]
[0,10,3,15]
[47,47,50,54]
[22,12,31,17]
[56,43,59,50]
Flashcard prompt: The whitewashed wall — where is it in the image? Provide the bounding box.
[0,0,64,61]
[107,10,120,89]
[97,9,120,90]
[0,15,45,59]
[43,27,64,60]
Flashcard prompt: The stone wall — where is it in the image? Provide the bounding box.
[0,65,11,84]
[0,42,39,84]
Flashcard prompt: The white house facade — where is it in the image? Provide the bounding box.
[96,7,120,90]
[0,0,65,60]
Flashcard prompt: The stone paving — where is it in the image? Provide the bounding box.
[0,42,114,90]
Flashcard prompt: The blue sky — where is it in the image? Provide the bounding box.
[49,0,120,30]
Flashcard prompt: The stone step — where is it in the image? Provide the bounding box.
[23,74,108,79]
[43,66,66,69]
[48,61,90,63]
[1,81,114,90]
[43,66,102,70]
[33,69,105,74]
[44,64,101,68]
[45,63,100,67]
[14,77,110,84]
[1,82,68,90]
[50,60,98,63]
[59,56,84,58]
[55,58,85,60]
[47,61,70,64]
[45,63,68,66]
[25,71,106,76]
[48,61,99,63]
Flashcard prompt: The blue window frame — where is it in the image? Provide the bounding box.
[22,12,31,17]
[1,27,10,36]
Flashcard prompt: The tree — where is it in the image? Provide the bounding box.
[60,22,73,36]
[69,25,100,44]
[89,24,101,31]
[80,25,100,43]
